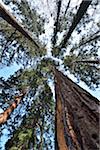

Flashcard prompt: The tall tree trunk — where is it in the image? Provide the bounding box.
[52,0,62,46]
[55,69,99,150]
[0,3,39,49]
[60,0,92,48]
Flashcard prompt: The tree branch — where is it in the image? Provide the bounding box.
[75,59,100,64]
[70,31,100,52]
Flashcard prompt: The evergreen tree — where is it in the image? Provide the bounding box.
[0,0,99,149]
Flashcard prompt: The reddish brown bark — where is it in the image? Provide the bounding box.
[0,93,26,125]
[55,94,69,150]
[0,3,39,49]
[55,69,99,150]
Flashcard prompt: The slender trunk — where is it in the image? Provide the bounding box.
[55,69,99,150]
[52,0,62,46]
[63,0,71,18]
[0,89,28,125]
[60,0,92,48]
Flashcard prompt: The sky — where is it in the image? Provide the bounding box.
[0,0,100,149]
[0,62,22,80]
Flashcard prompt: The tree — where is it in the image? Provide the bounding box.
[0,0,99,149]
[55,68,99,150]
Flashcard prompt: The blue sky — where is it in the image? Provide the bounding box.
[0,63,22,80]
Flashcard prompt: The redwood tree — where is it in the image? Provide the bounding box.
[55,68,99,150]
[0,0,99,149]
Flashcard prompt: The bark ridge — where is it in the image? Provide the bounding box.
[55,69,99,150]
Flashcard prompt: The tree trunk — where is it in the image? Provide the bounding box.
[0,3,39,49]
[55,69,99,150]
[0,93,26,125]
[60,0,92,48]
[52,0,62,46]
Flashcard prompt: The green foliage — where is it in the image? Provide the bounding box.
[5,82,54,150]
[64,53,100,89]
[0,0,100,149]
[0,0,46,66]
